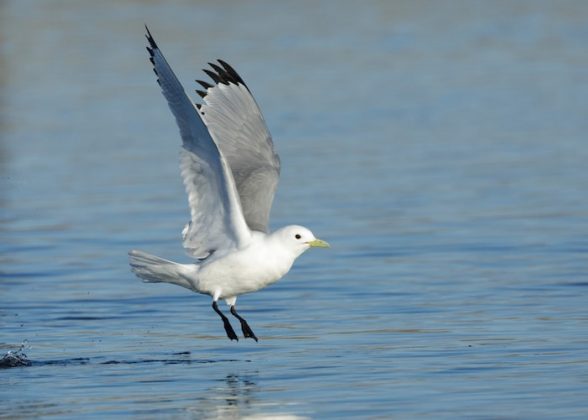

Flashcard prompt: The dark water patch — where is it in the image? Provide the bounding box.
[32,358,91,367]
[335,328,449,336]
[1,351,247,369]
[434,365,512,375]
[99,358,244,366]
[0,270,61,279]
[559,281,588,287]
[53,316,124,321]
[122,308,162,315]
[0,244,55,254]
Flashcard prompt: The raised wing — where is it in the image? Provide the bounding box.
[196,61,280,233]
[145,27,251,258]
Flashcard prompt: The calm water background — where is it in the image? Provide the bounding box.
[2,1,588,418]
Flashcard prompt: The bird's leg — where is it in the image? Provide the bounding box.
[212,301,238,341]
[230,306,258,342]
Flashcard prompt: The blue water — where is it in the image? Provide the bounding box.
[2,1,588,418]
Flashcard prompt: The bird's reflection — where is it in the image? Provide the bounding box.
[187,372,307,419]
[186,373,256,418]
[220,374,256,409]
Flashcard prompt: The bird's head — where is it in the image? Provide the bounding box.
[274,225,330,257]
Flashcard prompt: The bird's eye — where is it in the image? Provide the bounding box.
[295,234,301,240]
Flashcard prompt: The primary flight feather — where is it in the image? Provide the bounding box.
[129,26,329,342]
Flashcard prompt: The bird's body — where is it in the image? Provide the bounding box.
[129,27,328,341]
[197,229,297,299]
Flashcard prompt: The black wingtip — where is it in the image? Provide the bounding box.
[198,59,249,93]
[196,59,251,102]
[203,68,222,84]
[145,24,158,49]
[145,26,159,85]
[208,62,229,84]
[196,79,213,89]
[217,59,248,88]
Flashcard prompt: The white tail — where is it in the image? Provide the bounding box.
[128,250,197,291]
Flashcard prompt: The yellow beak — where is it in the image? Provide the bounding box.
[307,238,330,248]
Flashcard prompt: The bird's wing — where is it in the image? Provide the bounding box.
[145,27,251,258]
[195,61,280,233]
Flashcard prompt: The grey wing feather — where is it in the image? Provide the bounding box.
[197,61,280,232]
[145,27,251,258]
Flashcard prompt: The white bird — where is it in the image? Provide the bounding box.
[129,26,329,342]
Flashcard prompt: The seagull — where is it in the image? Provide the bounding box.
[129,26,329,342]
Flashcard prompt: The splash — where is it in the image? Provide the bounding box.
[0,340,32,369]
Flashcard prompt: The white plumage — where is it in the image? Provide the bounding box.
[129,26,328,342]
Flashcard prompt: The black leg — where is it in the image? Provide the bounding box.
[212,301,238,341]
[230,306,258,342]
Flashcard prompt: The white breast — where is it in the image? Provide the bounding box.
[196,232,296,298]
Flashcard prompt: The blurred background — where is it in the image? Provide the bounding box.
[1,0,588,418]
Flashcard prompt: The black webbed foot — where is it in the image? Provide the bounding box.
[222,318,239,341]
[212,301,239,341]
[230,306,259,342]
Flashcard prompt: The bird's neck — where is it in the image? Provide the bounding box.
[262,231,301,266]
